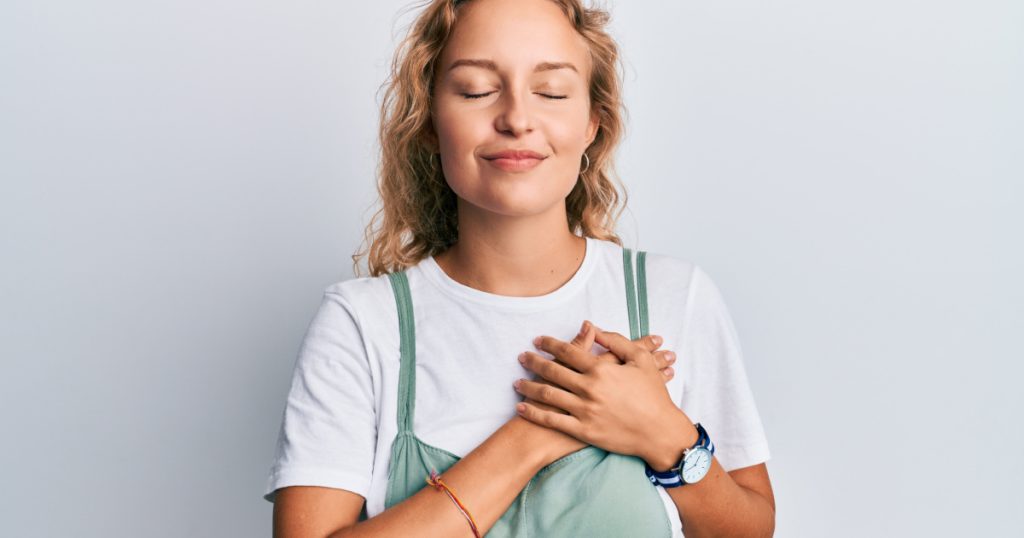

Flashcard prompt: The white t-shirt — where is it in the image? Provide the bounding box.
[263,236,771,536]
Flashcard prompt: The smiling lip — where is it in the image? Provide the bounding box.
[483,149,547,160]
[485,156,544,172]
[482,149,547,172]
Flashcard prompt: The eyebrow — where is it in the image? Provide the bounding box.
[447,58,579,75]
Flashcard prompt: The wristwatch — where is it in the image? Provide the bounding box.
[644,422,715,488]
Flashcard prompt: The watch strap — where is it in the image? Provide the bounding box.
[645,422,715,488]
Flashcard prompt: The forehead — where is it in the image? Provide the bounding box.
[438,0,591,80]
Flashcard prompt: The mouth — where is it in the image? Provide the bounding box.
[482,149,547,160]
[483,155,545,173]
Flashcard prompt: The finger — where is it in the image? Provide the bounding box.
[559,321,599,372]
[651,349,676,370]
[570,320,597,351]
[534,335,596,374]
[521,395,569,415]
[594,334,663,366]
[593,351,620,366]
[637,334,664,352]
[521,351,587,393]
[514,379,585,416]
[516,401,585,439]
[592,328,657,368]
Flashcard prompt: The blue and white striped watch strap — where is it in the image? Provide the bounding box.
[644,422,715,487]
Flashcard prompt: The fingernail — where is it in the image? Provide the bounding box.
[513,379,523,389]
[533,336,542,347]
[579,320,589,334]
[518,352,526,364]
[652,335,663,345]
[666,351,676,361]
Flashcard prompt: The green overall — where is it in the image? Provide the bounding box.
[383,248,671,537]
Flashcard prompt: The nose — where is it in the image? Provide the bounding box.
[494,88,533,136]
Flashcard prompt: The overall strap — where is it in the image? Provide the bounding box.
[386,271,416,434]
[621,248,650,339]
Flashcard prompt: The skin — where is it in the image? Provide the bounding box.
[425,0,598,299]
[518,323,777,536]
[272,0,774,536]
[274,326,675,538]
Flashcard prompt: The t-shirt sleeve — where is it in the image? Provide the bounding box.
[677,265,771,472]
[263,289,378,503]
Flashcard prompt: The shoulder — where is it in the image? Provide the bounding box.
[323,272,395,305]
[638,249,729,303]
[628,248,740,336]
[633,247,702,300]
[319,272,401,330]
[293,273,403,370]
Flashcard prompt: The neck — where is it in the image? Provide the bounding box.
[433,200,588,298]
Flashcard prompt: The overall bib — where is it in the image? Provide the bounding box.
[382,248,672,537]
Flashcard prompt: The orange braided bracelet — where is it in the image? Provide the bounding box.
[426,469,482,538]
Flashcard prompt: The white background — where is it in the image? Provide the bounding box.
[1,0,1021,536]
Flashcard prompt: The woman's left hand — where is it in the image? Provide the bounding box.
[514,321,695,466]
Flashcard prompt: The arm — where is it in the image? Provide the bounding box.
[273,415,557,538]
[649,264,775,536]
[331,416,553,538]
[645,410,776,538]
[516,324,776,537]
[274,322,670,537]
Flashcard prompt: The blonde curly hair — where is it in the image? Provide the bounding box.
[353,0,631,277]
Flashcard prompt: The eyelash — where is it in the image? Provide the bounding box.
[461,92,567,100]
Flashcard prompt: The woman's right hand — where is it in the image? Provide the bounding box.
[514,321,677,464]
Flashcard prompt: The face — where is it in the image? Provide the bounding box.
[430,0,600,218]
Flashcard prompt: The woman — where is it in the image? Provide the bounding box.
[264,0,775,536]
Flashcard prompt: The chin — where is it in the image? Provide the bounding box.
[449,175,576,216]
[478,190,571,218]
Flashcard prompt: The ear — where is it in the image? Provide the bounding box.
[585,108,600,148]
[420,122,440,154]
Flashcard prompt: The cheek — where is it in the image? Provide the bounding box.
[433,115,472,154]
[548,107,594,149]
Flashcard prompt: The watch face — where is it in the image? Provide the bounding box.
[680,447,713,483]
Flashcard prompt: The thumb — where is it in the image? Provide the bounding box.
[554,320,598,372]
[571,320,597,352]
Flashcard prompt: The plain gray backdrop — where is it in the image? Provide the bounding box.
[2,0,1020,536]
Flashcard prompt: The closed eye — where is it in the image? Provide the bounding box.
[460,92,568,100]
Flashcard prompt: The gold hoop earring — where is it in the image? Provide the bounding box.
[580,152,590,174]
